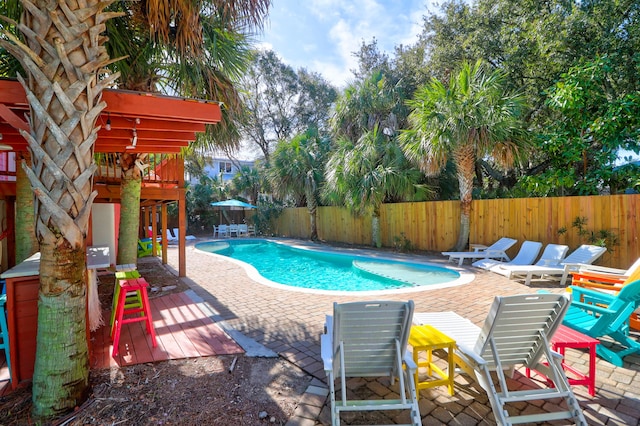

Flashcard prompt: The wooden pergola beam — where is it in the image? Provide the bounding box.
[0,78,221,277]
[0,79,220,153]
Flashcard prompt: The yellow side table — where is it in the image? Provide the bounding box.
[408,324,456,396]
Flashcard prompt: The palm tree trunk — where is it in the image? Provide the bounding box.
[0,0,120,418]
[15,152,38,263]
[372,206,382,248]
[32,242,90,413]
[117,154,143,265]
[453,144,476,251]
[306,186,318,240]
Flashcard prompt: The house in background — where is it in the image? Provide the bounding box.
[187,156,256,184]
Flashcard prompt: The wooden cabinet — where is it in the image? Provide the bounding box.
[1,253,40,389]
[1,248,109,388]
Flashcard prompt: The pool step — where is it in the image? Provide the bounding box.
[207,242,231,253]
[352,261,436,286]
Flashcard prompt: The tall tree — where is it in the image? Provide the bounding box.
[418,0,574,115]
[268,128,331,240]
[350,38,391,80]
[328,70,428,247]
[104,1,269,265]
[239,50,337,162]
[324,127,428,247]
[519,57,640,196]
[401,61,528,251]
[416,0,640,194]
[230,164,264,205]
[332,70,407,142]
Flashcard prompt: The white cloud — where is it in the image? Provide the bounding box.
[258,0,430,87]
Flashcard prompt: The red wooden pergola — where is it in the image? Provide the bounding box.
[0,78,222,276]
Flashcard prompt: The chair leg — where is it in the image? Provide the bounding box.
[474,365,508,425]
[0,296,10,381]
[328,373,338,426]
[548,355,588,425]
[138,284,157,347]
[111,279,156,357]
[404,368,421,425]
[111,288,128,357]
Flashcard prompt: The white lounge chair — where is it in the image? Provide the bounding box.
[165,228,178,243]
[442,237,517,266]
[491,243,569,277]
[321,301,421,426]
[172,227,196,241]
[414,294,586,425]
[498,244,607,286]
[472,240,542,270]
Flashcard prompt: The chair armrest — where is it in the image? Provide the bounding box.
[403,351,417,372]
[457,344,489,367]
[562,263,583,272]
[569,285,616,304]
[320,333,333,372]
[576,264,626,275]
[572,270,627,284]
[324,315,333,335]
[570,300,617,315]
[571,281,622,293]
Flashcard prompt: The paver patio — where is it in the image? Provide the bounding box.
[164,239,640,425]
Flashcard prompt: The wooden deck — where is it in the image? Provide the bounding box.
[0,292,243,396]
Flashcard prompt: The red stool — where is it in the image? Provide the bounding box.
[111,278,157,357]
[110,269,142,333]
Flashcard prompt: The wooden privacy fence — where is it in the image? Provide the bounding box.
[273,194,640,269]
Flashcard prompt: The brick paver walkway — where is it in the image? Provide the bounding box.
[165,239,640,425]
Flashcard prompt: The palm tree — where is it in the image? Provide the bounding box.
[0,1,122,418]
[106,2,266,265]
[400,60,528,251]
[268,128,331,240]
[231,164,263,204]
[332,70,406,142]
[323,126,428,247]
[325,70,428,247]
[0,0,270,418]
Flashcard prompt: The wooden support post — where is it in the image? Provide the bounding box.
[161,203,168,265]
[178,189,186,277]
[151,204,158,256]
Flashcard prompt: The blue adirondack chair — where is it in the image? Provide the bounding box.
[563,279,640,367]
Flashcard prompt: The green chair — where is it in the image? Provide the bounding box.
[137,238,161,258]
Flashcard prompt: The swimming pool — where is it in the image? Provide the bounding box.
[195,239,473,294]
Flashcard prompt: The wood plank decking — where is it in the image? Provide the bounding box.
[0,292,243,396]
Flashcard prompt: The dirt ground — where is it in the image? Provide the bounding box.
[0,257,313,426]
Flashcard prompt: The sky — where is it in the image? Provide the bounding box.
[257,0,435,88]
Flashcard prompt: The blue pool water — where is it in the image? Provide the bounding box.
[195,239,463,293]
